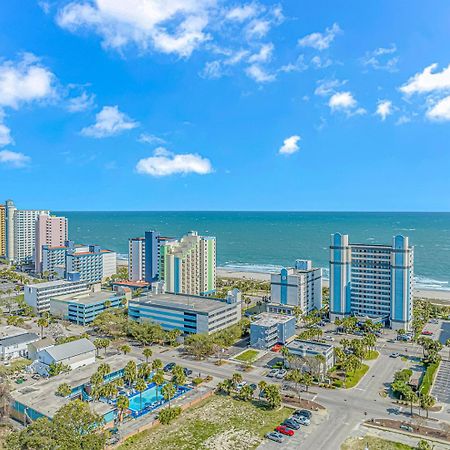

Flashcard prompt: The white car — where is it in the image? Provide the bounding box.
[276,369,287,379]
[325,336,335,341]
[267,369,279,378]
[236,381,247,391]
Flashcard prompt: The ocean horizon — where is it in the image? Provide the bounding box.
[55,211,450,292]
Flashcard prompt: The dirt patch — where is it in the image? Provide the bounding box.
[282,395,325,411]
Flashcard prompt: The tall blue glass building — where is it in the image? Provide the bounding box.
[329,233,414,330]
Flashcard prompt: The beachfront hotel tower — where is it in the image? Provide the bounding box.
[329,233,414,330]
[159,231,216,296]
[269,260,322,316]
[34,214,68,273]
[0,204,5,257]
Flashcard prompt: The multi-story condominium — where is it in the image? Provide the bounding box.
[34,214,68,273]
[269,260,322,316]
[128,231,172,282]
[49,289,127,326]
[159,231,216,296]
[329,233,414,330]
[66,244,116,284]
[250,313,296,349]
[4,200,49,264]
[5,199,16,261]
[0,204,5,257]
[24,278,89,314]
[128,285,241,334]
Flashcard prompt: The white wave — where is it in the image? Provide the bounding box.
[220,263,283,273]
[116,253,129,261]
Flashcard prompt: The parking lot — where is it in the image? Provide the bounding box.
[432,359,450,404]
[259,409,328,450]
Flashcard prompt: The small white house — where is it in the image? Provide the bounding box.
[0,326,39,361]
[35,338,96,376]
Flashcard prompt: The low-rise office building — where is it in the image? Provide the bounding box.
[286,339,335,371]
[0,325,39,360]
[269,260,322,316]
[250,313,296,349]
[128,287,241,334]
[50,290,127,325]
[24,278,89,314]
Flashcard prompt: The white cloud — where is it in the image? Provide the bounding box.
[279,55,307,73]
[396,115,411,126]
[245,19,270,39]
[136,147,213,176]
[329,91,365,116]
[400,63,450,95]
[311,55,332,69]
[138,133,166,145]
[0,53,56,109]
[279,135,300,155]
[248,43,273,63]
[245,64,275,83]
[57,0,214,58]
[361,44,398,72]
[200,60,223,79]
[81,105,138,138]
[226,4,259,22]
[376,99,393,120]
[0,112,13,147]
[0,150,30,168]
[426,95,450,121]
[298,23,341,51]
[314,78,346,97]
[67,91,96,112]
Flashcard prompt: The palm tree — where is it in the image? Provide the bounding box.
[104,300,112,309]
[420,394,435,419]
[37,317,49,338]
[135,378,147,411]
[152,370,165,401]
[315,354,326,381]
[231,372,243,388]
[120,345,131,355]
[258,380,267,398]
[143,347,153,363]
[302,372,313,392]
[97,363,110,378]
[138,362,152,380]
[94,338,103,357]
[124,361,137,387]
[116,395,129,422]
[152,358,163,371]
[161,382,176,407]
[405,389,418,416]
[171,365,186,387]
[56,383,72,397]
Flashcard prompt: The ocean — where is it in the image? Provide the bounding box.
[55,211,450,291]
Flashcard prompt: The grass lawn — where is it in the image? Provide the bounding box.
[235,349,260,363]
[118,395,293,450]
[364,350,380,360]
[345,364,369,388]
[341,436,413,449]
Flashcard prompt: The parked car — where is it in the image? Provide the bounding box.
[422,330,433,336]
[390,352,400,358]
[163,362,176,372]
[282,419,300,430]
[325,336,335,341]
[265,432,284,443]
[267,369,279,378]
[249,383,257,391]
[275,425,294,436]
[293,415,310,426]
[236,381,247,391]
[276,369,287,379]
[183,367,193,376]
[294,409,312,419]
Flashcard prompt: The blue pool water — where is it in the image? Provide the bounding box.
[128,384,160,412]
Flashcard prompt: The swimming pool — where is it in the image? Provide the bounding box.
[128,383,161,412]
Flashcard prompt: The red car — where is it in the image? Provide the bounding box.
[275,425,294,436]
[422,330,433,336]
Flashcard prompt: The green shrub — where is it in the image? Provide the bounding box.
[158,406,182,425]
[192,377,203,386]
[420,361,439,395]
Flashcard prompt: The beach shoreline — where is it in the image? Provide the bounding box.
[217,267,450,303]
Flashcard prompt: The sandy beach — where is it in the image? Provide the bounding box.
[217,267,450,304]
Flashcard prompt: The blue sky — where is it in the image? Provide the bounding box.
[1,1,450,211]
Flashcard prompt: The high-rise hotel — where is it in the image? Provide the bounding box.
[329,233,414,330]
[128,230,216,296]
